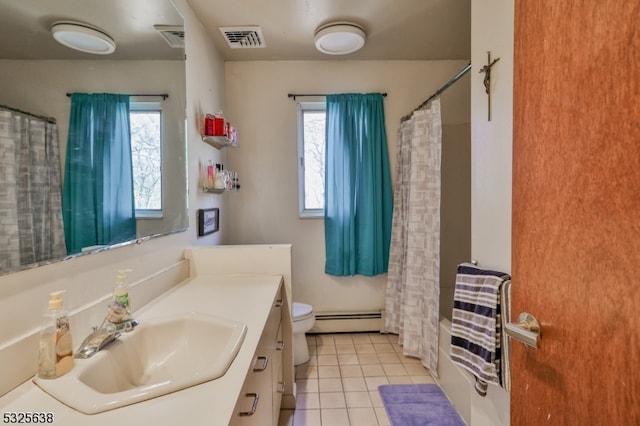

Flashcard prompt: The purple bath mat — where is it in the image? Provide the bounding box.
[378,384,465,426]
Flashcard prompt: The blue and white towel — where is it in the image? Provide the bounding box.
[450,263,511,396]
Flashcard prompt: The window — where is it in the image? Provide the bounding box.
[130,102,162,218]
[297,102,326,218]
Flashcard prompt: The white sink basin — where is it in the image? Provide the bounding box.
[34,312,247,414]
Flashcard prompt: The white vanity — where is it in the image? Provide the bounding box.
[0,246,295,426]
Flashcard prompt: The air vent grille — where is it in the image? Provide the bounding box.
[154,25,185,48]
[219,26,266,49]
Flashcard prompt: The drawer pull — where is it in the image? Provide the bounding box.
[253,355,269,372]
[276,340,285,350]
[278,381,286,393]
[238,392,260,416]
[274,299,284,307]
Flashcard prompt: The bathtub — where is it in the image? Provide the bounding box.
[436,317,511,426]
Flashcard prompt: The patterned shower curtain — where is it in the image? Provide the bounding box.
[385,98,442,376]
[0,108,66,272]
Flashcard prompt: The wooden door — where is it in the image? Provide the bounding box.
[512,1,640,425]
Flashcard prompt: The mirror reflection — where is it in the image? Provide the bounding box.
[0,0,187,276]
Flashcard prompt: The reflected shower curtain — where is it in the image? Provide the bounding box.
[324,93,393,276]
[0,109,66,271]
[63,93,136,254]
[385,98,442,376]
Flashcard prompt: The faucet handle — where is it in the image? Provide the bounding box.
[122,318,139,332]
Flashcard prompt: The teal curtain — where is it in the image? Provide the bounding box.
[324,93,393,276]
[62,93,136,254]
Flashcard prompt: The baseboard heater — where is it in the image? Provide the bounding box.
[311,311,384,333]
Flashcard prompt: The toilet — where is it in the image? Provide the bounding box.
[292,302,315,365]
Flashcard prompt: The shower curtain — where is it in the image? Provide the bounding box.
[0,109,66,272]
[385,98,442,376]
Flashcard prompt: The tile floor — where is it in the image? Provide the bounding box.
[278,332,437,426]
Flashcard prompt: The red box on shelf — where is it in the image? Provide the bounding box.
[213,117,225,136]
[204,115,225,136]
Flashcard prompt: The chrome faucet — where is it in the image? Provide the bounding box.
[75,317,139,359]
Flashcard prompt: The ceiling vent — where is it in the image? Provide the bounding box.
[154,25,185,48]
[219,26,266,48]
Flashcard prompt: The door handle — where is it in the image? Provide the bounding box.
[505,312,540,348]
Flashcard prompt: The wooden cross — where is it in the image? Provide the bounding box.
[479,51,500,121]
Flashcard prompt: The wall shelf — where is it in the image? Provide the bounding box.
[202,135,236,150]
[203,187,225,194]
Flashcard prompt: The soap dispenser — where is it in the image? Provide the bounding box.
[38,291,74,379]
[106,269,132,323]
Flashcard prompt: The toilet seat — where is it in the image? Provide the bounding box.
[293,302,313,321]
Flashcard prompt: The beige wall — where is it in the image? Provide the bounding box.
[224,60,470,318]
[440,123,472,320]
[468,0,514,424]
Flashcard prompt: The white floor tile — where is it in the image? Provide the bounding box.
[321,408,350,425]
[344,391,373,408]
[293,333,443,426]
[348,407,379,426]
[293,409,321,426]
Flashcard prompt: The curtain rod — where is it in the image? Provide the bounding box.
[401,62,471,122]
[66,93,169,100]
[0,104,56,124]
[288,92,387,100]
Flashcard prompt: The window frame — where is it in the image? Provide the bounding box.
[130,101,163,219]
[297,101,326,218]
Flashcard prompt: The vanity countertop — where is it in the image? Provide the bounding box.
[0,273,284,426]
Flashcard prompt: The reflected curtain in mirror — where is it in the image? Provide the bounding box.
[0,109,66,271]
[63,93,136,255]
[324,93,393,277]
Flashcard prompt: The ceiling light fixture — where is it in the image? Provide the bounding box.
[314,22,366,55]
[51,21,116,55]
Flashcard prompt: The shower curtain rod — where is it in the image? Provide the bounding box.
[65,93,169,100]
[288,92,387,100]
[401,62,472,122]
[0,104,56,124]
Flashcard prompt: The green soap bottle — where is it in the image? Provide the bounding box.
[105,269,132,324]
[114,269,131,309]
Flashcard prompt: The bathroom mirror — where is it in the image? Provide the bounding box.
[0,0,187,276]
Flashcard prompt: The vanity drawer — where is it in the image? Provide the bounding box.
[230,283,284,426]
[231,366,271,426]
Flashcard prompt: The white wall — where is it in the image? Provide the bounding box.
[0,0,226,396]
[177,0,229,245]
[471,0,513,272]
[224,60,470,319]
[467,0,514,424]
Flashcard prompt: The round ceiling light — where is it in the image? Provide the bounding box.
[51,21,116,55]
[314,22,366,55]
